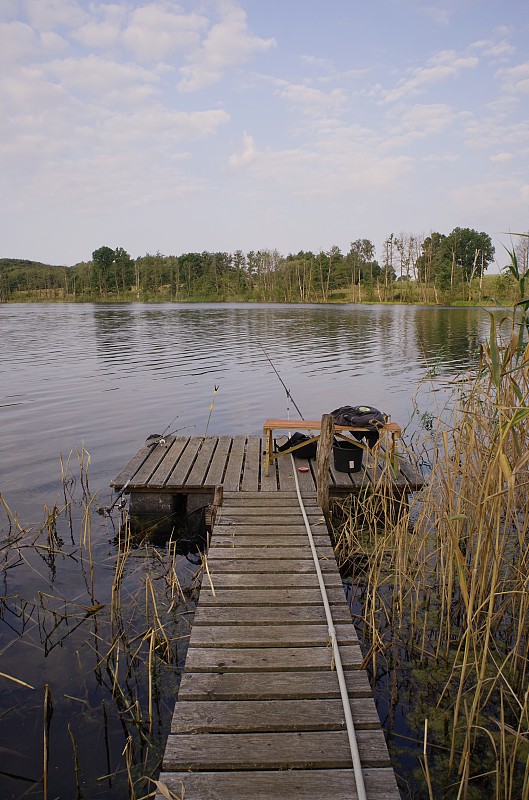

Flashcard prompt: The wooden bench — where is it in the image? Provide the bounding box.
[263,418,401,477]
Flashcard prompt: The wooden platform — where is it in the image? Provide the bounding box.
[111,434,424,497]
[156,492,401,800]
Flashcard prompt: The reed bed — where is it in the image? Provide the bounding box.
[333,300,529,798]
[0,447,200,799]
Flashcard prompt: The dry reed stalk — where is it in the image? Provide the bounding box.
[334,315,529,798]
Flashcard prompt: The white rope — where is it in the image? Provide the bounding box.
[290,449,368,800]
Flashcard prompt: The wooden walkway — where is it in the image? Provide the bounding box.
[155,491,401,800]
[111,433,424,497]
[111,433,421,798]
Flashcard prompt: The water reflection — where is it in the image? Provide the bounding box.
[0,302,492,514]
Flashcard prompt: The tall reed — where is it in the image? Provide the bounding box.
[334,253,529,798]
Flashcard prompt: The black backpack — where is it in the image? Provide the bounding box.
[330,405,387,448]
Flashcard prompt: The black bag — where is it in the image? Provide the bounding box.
[276,431,318,459]
[330,405,388,448]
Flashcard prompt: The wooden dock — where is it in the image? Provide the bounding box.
[111,432,423,798]
[156,491,401,800]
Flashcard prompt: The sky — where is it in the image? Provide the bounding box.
[1,0,528,269]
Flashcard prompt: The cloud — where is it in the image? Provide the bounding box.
[228,131,257,171]
[496,62,529,96]
[469,38,515,62]
[0,20,38,64]
[381,50,479,104]
[384,103,455,148]
[178,2,276,92]
[24,0,87,31]
[275,81,346,118]
[121,4,207,61]
[490,152,513,164]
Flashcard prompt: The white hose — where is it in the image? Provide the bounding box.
[290,451,368,800]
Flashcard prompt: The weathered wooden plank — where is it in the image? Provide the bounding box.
[177,669,372,701]
[211,524,324,536]
[208,545,336,562]
[222,492,319,507]
[276,444,297,491]
[197,587,348,606]
[148,437,189,486]
[111,439,156,488]
[202,435,231,485]
[127,438,179,486]
[156,767,402,800]
[259,436,280,492]
[219,506,306,517]
[171,698,380,733]
[164,438,203,487]
[162,729,391,770]
[199,572,343,590]
[192,604,352,625]
[223,491,300,501]
[207,558,334,573]
[183,645,363,672]
[211,534,332,548]
[240,435,261,492]
[222,436,246,492]
[188,622,357,648]
[185,437,219,486]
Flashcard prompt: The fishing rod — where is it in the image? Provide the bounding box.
[257,340,305,419]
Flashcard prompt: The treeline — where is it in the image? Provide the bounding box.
[1,227,526,305]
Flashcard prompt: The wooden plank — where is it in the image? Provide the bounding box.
[148,437,189,486]
[276,444,297,491]
[162,729,391,770]
[202,434,231,485]
[197,587,348,606]
[240,435,261,492]
[111,439,155,488]
[259,436,279,492]
[185,437,219,486]
[164,438,202,487]
[223,491,300,501]
[222,436,246,491]
[156,767,402,800]
[211,524,325,536]
[199,572,343,589]
[212,534,333,548]
[188,623,357,648]
[207,545,336,562]
[207,559,335,573]
[183,645,363,672]
[127,439,177,485]
[178,669,372,701]
[192,604,353,625]
[170,698,380,733]
[219,506,306,517]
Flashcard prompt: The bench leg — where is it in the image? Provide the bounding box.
[264,430,273,476]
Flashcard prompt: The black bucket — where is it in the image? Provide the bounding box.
[333,440,363,473]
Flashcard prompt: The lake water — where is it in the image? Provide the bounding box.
[0,302,492,799]
[1,302,489,516]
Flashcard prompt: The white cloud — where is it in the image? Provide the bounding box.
[382,50,479,103]
[469,38,515,62]
[228,131,257,170]
[385,103,454,147]
[496,62,529,96]
[121,4,207,61]
[24,0,87,31]
[490,152,513,164]
[0,20,38,64]
[275,81,346,118]
[178,2,276,92]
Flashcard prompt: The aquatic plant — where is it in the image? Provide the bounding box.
[333,246,529,798]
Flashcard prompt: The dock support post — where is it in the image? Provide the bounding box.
[316,413,334,513]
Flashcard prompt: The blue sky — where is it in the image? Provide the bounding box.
[1,0,528,269]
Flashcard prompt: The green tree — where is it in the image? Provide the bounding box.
[442,227,494,287]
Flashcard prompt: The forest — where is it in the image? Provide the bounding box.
[1,227,526,305]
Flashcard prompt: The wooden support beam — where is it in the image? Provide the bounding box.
[316,414,334,512]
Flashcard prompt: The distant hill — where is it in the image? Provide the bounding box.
[0,257,66,271]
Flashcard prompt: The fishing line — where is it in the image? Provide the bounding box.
[204,385,220,436]
[257,340,304,420]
